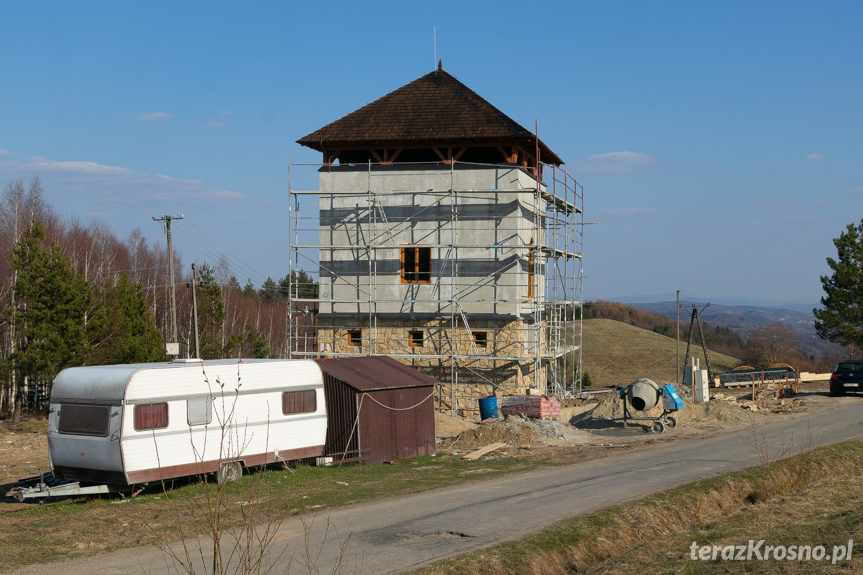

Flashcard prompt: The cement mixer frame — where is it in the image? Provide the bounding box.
[614,380,684,433]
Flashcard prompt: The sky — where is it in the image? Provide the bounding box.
[1,1,861,308]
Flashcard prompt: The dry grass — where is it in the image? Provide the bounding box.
[582,319,742,387]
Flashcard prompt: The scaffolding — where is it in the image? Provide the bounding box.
[287,160,584,414]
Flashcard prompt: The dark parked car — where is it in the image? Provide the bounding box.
[829,361,863,396]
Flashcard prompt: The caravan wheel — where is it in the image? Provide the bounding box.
[218,461,243,485]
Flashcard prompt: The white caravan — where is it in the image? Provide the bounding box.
[47,359,327,485]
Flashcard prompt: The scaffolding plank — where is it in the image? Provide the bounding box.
[463,442,508,460]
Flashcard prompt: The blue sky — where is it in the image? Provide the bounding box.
[1,1,861,307]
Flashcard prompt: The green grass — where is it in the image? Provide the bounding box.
[0,451,569,570]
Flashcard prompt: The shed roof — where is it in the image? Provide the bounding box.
[315,356,437,392]
[297,68,563,166]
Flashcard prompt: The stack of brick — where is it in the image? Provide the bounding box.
[501,396,561,420]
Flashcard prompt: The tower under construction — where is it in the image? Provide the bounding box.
[288,65,584,414]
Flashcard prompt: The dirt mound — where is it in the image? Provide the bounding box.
[436,411,478,438]
[439,416,589,451]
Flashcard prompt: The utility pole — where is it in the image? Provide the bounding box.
[153,214,183,355]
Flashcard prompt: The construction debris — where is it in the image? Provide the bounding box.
[463,443,508,460]
[501,396,561,420]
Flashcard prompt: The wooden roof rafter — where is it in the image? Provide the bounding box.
[431,147,467,164]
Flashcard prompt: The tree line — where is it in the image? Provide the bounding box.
[0,178,317,423]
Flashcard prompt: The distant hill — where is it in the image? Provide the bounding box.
[581,319,741,388]
[627,301,837,358]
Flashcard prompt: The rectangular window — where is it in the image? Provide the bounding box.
[401,246,431,284]
[473,332,488,348]
[187,398,212,426]
[409,330,424,347]
[134,403,169,431]
[348,330,362,347]
[59,404,111,436]
[282,390,317,415]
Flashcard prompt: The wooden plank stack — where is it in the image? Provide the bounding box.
[501,396,561,420]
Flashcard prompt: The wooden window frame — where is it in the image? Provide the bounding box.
[348,330,362,347]
[400,245,432,284]
[408,330,424,347]
[473,332,488,348]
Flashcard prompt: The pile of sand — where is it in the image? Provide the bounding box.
[438,415,590,451]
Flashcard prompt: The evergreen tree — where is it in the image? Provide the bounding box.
[195,262,226,359]
[814,219,863,351]
[88,274,165,365]
[242,279,257,298]
[259,277,278,301]
[279,270,319,299]
[8,218,91,422]
[250,328,269,358]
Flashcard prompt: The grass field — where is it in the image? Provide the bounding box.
[581,319,742,387]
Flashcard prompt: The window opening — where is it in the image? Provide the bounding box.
[473,332,488,348]
[401,246,431,284]
[348,330,362,347]
[409,330,424,347]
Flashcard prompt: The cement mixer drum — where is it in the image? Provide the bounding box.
[628,378,660,411]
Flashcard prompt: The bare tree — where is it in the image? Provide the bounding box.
[745,322,802,367]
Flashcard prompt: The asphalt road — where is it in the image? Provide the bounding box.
[12,397,863,575]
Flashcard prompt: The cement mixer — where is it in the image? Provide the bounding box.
[616,378,684,433]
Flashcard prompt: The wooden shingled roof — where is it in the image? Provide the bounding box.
[297,66,563,167]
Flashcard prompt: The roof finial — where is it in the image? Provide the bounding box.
[438,59,442,71]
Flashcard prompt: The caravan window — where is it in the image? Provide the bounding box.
[282,390,316,415]
[134,403,168,431]
[59,404,110,436]
[187,398,212,426]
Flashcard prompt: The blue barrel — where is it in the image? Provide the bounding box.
[478,396,498,420]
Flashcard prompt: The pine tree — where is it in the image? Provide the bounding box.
[195,262,226,359]
[9,218,91,423]
[88,274,165,364]
[814,219,863,351]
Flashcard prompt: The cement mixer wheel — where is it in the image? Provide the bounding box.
[651,421,665,434]
[666,416,677,428]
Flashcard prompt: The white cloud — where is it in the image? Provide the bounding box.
[846,187,863,195]
[0,148,11,156]
[574,151,657,174]
[0,157,243,203]
[203,121,225,128]
[806,152,825,161]
[139,112,172,122]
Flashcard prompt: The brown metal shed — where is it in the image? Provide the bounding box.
[315,356,436,464]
